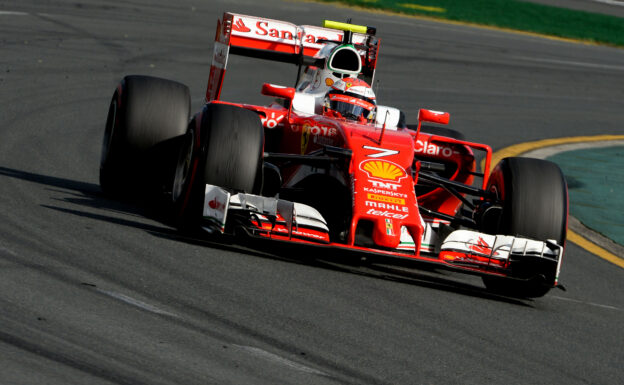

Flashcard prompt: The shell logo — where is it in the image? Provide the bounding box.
[360,159,407,182]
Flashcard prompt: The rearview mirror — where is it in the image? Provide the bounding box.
[262,83,295,101]
[418,108,450,125]
[413,108,450,136]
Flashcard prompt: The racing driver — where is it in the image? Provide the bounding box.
[323,77,376,124]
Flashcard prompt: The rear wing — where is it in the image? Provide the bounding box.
[206,12,380,102]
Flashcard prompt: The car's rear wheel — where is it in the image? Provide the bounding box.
[100,75,190,197]
[173,103,264,229]
[481,157,568,298]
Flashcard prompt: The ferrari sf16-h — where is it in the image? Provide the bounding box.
[99,13,568,298]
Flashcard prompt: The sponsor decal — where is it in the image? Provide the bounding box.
[332,79,376,99]
[363,145,399,158]
[212,42,229,70]
[369,180,402,191]
[367,193,405,205]
[363,187,408,198]
[260,111,285,129]
[366,208,408,220]
[233,18,251,33]
[203,185,230,232]
[297,121,339,154]
[469,237,491,255]
[271,226,328,240]
[359,159,407,182]
[469,237,500,257]
[385,219,395,236]
[328,94,374,110]
[301,124,310,154]
[208,197,226,210]
[365,200,409,213]
[232,17,337,45]
[292,121,338,136]
[325,77,334,87]
[414,140,458,158]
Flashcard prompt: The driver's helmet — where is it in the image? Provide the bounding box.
[324,77,376,123]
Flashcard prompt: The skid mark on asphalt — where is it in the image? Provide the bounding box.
[233,344,328,377]
[0,244,19,257]
[514,56,624,71]
[551,295,621,311]
[0,11,28,16]
[96,289,180,318]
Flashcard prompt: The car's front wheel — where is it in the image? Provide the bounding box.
[481,157,568,298]
[173,103,264,229]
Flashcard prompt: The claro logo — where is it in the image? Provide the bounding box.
[414,140,456,158]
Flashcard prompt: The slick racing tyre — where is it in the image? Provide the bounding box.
[172,103,264,229]
[481,157,568,298]
[100,75,191,197]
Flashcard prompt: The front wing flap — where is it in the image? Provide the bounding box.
[200,185,563,285]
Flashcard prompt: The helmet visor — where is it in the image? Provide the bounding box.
[328,93,375,121]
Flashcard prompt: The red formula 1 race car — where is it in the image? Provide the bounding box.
[100,13,568,298]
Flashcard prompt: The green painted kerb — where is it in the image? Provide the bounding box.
[548,146,624,247]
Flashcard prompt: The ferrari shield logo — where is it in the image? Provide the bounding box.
[385,219,395,236]
[301,123,311,154]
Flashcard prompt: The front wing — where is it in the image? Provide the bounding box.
[201,185,563,286]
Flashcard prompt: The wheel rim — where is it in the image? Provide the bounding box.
[172,129,194,202]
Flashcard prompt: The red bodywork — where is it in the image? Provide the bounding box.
[203,13,504,273]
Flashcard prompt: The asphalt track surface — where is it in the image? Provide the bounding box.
[1,0,623,384]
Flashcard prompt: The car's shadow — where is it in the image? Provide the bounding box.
[0,165,535,307]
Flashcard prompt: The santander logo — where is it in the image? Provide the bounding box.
[231,17,337,44]
[233,18,251,33]
[208,197,225,211]
[468,237,498,257]
[469,237,490,254]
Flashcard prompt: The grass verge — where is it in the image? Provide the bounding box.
[312,0,624,47]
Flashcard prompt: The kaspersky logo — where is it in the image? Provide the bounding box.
[359,159,408,182]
